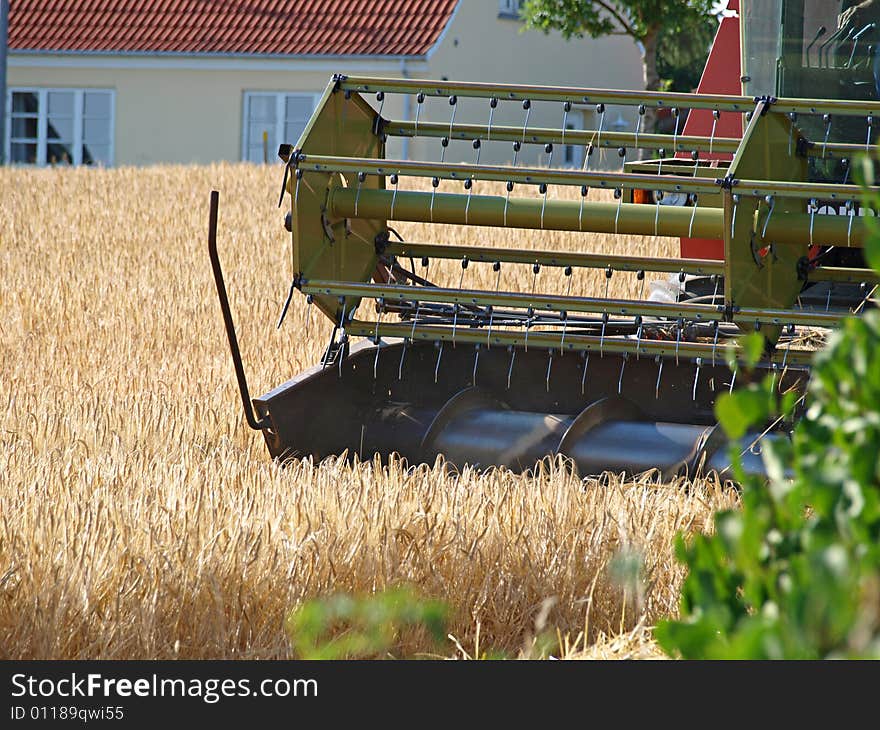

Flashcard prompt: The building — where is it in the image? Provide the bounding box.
[5,1,642,167]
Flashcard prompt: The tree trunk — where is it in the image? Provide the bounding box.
[640,26,662,157]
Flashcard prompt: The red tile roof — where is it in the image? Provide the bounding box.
[9,0,459,57]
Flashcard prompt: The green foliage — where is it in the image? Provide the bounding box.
[286,586,448,660]
[520,0,715,43]
[656,15,716,92]
[655,266,880,658]
[520,1,717,100]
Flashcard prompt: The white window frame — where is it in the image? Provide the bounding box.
[241,91,319,163]
[5,87,115,166]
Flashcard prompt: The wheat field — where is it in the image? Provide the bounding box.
[0,163,738,659]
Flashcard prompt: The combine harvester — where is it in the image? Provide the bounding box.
[211,0,879,478]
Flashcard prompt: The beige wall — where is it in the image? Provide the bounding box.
[8,3,643,167]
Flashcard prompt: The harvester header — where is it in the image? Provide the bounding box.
[210,66,880,478]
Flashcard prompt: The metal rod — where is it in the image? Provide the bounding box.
[303,279,844,329]
[300,152,722,195]
[384,241,725,276]
[207,190,270,432]
[336,76,880,116]
[299,152,878,202]
[345,319,816,367]
[331,187,869,247]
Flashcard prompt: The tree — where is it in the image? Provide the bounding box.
[521,1,716,132]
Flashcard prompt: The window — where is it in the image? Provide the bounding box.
[498,0,524,19]
[5,88,114,165]
[242,92,317,163]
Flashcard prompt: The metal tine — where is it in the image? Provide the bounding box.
[354,171,366,217]
[524,306,535,351]
[430,176,440,222]
[599,311,609,357]
[582,142,595,171]
[671,107,680,152]
[711,274,720,303]
[688,194,699,237]
[276,279,297,329]
[373,297,386,379]
[578,185,588,230]
[421,255,430,280]
[454,259,468,345]
[825,282,833,312]
[390,173,400,219]
[617,352,628,395]
[613,187,623,233]
[487,97,498,140]
[512,140,522,166]
[854,282,878,314]
[521,99,532,143]
[564,265,574,297]
[504,181,514,226]
[486,261,501,347]
[710,109,720,154]
[447,94,458,139]
[459,255,470,290]
[581,351,590,395]
[654,190,663,235]
[561,101,571,147]
[545,142,554,168]
[464,178,474,224]
[691,149,700,177]
[822,113,832,157]
[729,365,737,394]
[770,362,779,394]
[473,344,480,385]
[473,138,482,165]
[657,147,665,176]
[603,265,613,299]
[634,315,643,359]
[677,269,686,300]
[400,301,422,380]
[711,319,720,366]
[846,199,855,246]
[539,183,549,228]
[867,114,874,151]
[730,193,740,239]
[440,135,449,163]
[761,195,775,238]
[637,269,646,300]
[434,340,444,384]
[787,111,797,155]
[321,321,339,370]
[634,104,645,149]
[531,262,541,294]
[595,103,605,161]
[842,157,851,184]
[654,355,664,399]
[559,310,568,354]
[293,168,303,209]
[808,197,817,246]
[618,146,627,172]
[692,357,703,401]
[414,92,425,136]
[507,345,516,389]
[546,351,553,392]
[376,91,385,119]
[304,293,314,336]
